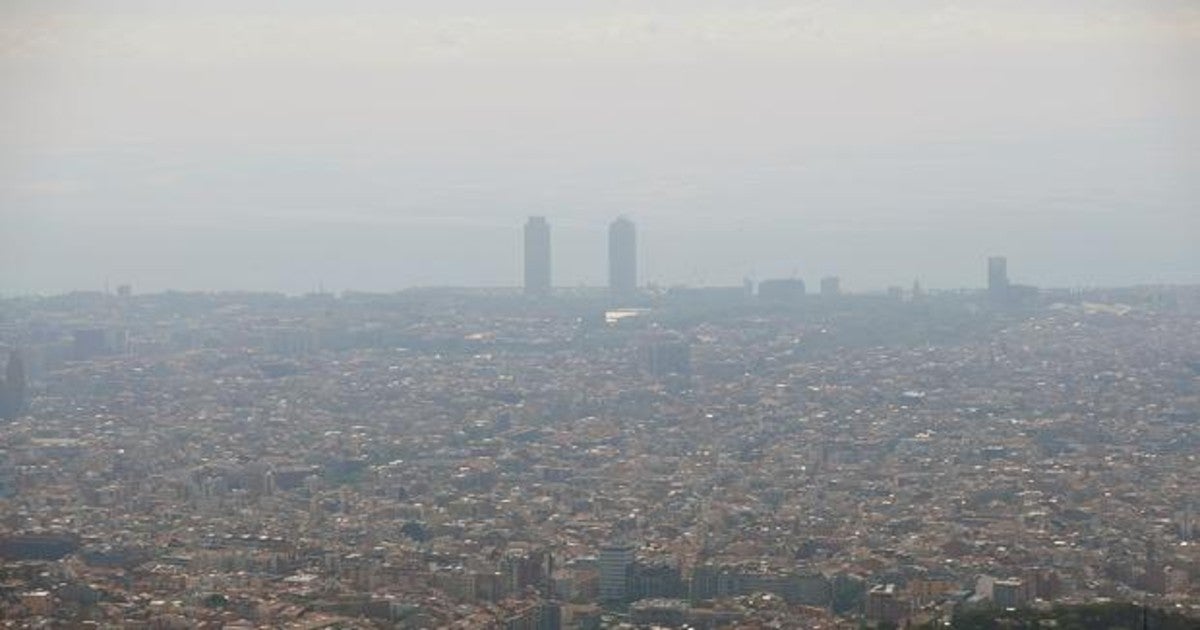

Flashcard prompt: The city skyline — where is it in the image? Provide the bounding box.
[0,2,1197,626]
[1,237,1185,298]
[2,1,1197,295]
[0,209,1047,299]
[0,207,1185,298]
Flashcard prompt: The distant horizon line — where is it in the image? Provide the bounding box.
[3,282,1198,301]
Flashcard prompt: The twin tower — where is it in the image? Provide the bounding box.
[524,216,637,297]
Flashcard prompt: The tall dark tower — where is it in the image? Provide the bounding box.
[988,256,1009,301]
[608,217,637,297]
[1,350,26,420]
[524,216,551,296]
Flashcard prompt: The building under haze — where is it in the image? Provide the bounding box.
[988,256,1009,300]
[758,278,807,302]
[524,217,551,296]
[608,217,637,298]
[0,350,26,420]
[820,276,841,297]
[638,333,692,377]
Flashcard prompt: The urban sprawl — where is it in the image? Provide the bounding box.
[1,222,1198,628]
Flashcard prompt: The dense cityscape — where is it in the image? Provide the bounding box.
[4,0,1198,625]
[0,218,1198,628]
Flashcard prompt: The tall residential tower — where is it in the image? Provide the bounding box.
[608,217,637,297]
[523,217,551,295]
[0,350,26,420]
[988,256,1009,300]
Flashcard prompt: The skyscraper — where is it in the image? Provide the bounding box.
[1,350,26,420]
[608,217,637,297]
[988,256,1009,300]
[524,216,551,296]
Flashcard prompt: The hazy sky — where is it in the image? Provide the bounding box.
[2,0,1198,294]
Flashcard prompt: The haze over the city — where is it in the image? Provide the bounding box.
[2,0,1198,294]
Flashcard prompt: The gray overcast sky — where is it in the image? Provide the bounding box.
[1,0,1198,294]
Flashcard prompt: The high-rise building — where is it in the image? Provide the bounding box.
[1,350,27,420]
[630,558,685,600]
[988,256,1009,298]
[598,542,635,603]
[608,217,637,297]
[820,276,841,297]
[500,548,554,598]
[992,578,1029,608]
[758,278,806,301]
[866,584,908,625]
[524,217,551,296]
